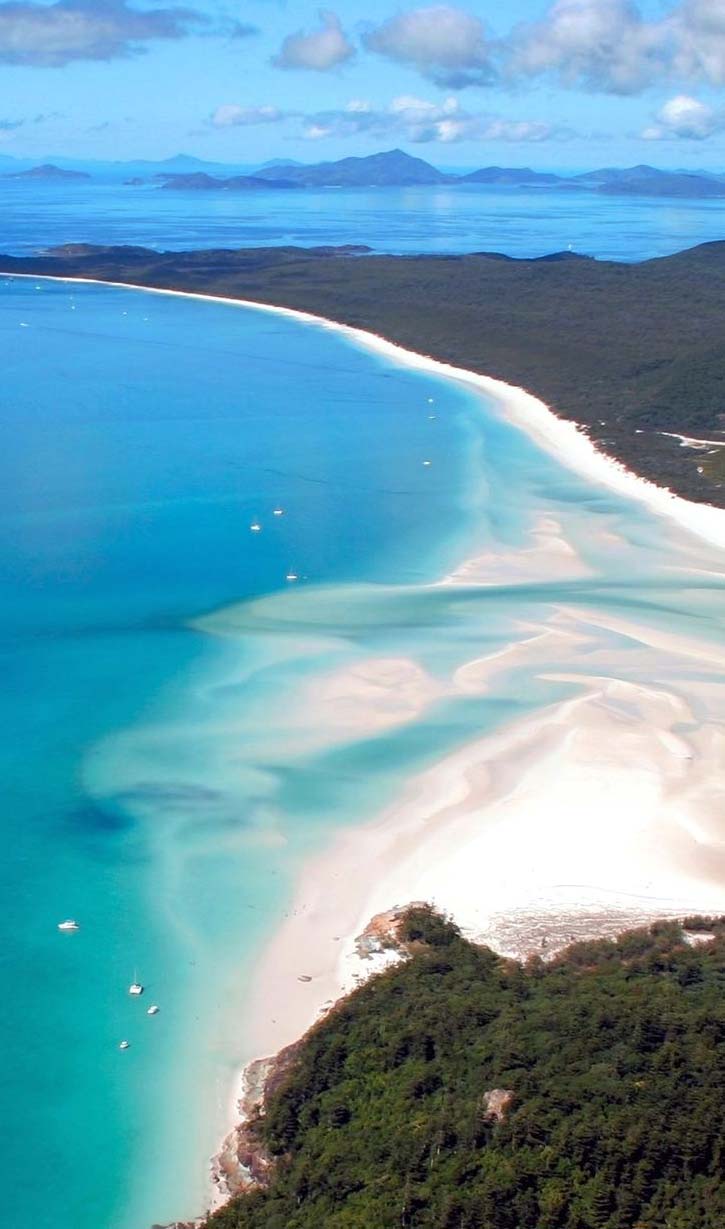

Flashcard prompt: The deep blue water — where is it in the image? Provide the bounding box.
[0,178,724,260]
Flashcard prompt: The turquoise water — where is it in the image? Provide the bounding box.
[2,277,724,1229]
[0,277,492,1229]
[1,179,725,260]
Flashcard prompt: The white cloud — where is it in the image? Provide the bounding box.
[505,0,669,94]
[211,104,286,129]
[363,6,494,88]
[671,0,725,86]
[642,93,719,138]
[0,0,242,68]
[273,9,354,72]
[503,0,725,95]
[303,123,334,140]
[302,95,560,144]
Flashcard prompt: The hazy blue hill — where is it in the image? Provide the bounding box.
[152,153,221,170]
[253,148,450,187]
[598,171,725,198]
[257,158,305,170]
[574,163,665,184]
[158,172,301,192]
[570,164,725,197]
[4,162,90,182]
[461,166,562,186]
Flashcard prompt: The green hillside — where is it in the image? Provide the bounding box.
[5,241,725,506]
[210,908,725,1229]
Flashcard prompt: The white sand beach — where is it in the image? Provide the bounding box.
[8,273,725,1216]
[243,612,725,1058]
[6,271,725,551]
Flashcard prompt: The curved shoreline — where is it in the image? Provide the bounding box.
[7,272,725,1223]
[4,269,725,551]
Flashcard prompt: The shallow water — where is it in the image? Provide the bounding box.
[1,277,724,1229]
[2,179,725,260]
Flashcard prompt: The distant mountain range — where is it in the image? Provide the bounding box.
[3,150,725,197]
[168,152,725,196]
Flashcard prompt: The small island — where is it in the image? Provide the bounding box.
[4,163,91,182]
[158,172,301,192]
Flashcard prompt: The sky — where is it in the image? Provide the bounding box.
[3,0,725,168]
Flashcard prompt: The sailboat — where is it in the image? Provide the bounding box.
[128,969,144,996]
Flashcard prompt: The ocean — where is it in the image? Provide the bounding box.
[1,177,725,261]
[2,198,725,1229]
[0,276,497,1229]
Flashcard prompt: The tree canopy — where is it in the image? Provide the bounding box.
[210,909,725,1229]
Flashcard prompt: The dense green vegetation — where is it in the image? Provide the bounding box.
[4,240,725,506]
[210,909,725,1229]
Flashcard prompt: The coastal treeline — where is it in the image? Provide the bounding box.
[210,908,725,1229]
[6,242,725,506]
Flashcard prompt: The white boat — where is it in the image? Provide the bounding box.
[285,571,299,582]
[147,1005,160,1016]
[57,919,79,932]
[250,522,261,532]
[273,508,284,517]
[422,459,432,467]
[119,1040,130,1050]
[128,968,144,997]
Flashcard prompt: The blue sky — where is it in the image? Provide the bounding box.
[3,0,725,167]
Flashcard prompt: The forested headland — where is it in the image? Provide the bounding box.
[208,907,725,1229]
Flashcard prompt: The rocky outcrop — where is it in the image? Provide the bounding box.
[209,1038,307,1208]
[355,902,428,959]
[482,1088,515,1122]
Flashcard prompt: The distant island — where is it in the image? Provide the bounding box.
[3,238,724,506]
[2,150,725,197]
[251,148,448,187]
[4,163,90,182]
[595,168,725,198]
[158,151,725,197]
[459,166,562,186]
[158,171,301,192]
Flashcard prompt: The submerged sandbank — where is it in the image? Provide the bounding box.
[209,580,725,1205]
[7,274,724,1220]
